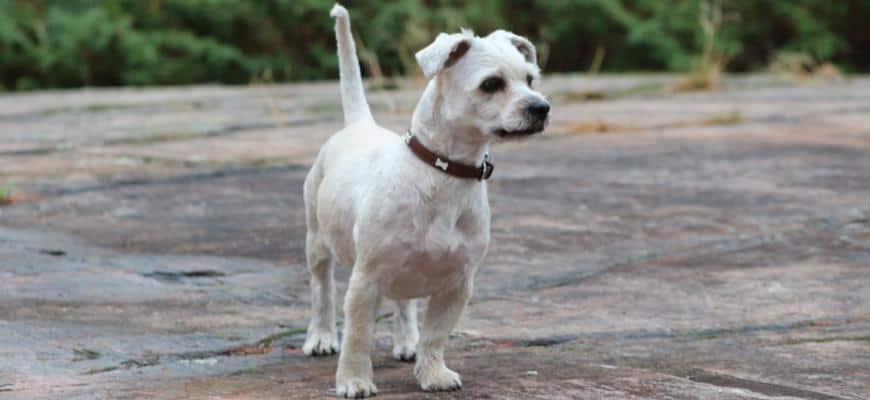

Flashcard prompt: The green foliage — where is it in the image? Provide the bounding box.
[0,0,867,91]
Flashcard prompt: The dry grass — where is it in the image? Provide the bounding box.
[674,0,730,93]
[556,119,637,135]
[554,82,666,104]
[557,90,608,103]
[673,62,723,93]
[769,52,842,84]
[552,110,743,136]
[588,44,606,75]
[702,110,742,126]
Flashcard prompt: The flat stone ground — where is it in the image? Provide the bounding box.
[1,74,868,400]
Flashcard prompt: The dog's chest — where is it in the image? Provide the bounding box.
[385,209,488,299]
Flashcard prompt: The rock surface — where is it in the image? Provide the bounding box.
[1,75,868,399]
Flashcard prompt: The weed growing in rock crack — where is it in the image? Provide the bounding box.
[782,335,870,345]
[703,110,743,126]
[73,348,102,362]
[0,183,14,205]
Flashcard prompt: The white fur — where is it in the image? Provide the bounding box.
[331,4,372,125]
[415,31,473,78]
[304,4,549,398]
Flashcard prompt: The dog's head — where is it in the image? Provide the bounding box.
[416,29,549,140]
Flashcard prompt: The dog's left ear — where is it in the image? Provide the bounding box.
[415,33,472,79]
[487,30,537,65]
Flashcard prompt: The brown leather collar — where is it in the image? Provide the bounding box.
[405,132,494,181]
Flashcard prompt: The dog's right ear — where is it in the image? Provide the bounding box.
[415,33,471,79]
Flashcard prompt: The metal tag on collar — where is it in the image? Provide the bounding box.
[435,157,449,171]
[480,154,493,181]
[403,131,413,144]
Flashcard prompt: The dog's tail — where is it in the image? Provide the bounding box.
[330,4,373,126]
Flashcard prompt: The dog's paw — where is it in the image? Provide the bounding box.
[417,365,462,392]
[336,377,377,398]
[391,342,416,362]
[302,330,339,356]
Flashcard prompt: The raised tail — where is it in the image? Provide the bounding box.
[330,4,373,126]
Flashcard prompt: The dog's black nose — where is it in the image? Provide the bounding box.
[528,101,550,119]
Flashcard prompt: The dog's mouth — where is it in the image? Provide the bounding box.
[493,121,547,138]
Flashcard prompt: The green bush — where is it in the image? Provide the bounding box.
[0,0,867,91]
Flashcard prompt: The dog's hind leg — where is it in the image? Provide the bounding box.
[392,299,419,362]
[302,233,339,356]
[302,159,339,356]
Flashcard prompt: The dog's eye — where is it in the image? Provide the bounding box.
[479,77,505,93]
[526,74,533,86]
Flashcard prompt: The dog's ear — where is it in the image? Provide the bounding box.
[415,33,472,79]
[487,30,537,65]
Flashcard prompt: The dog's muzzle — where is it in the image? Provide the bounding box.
[494,101,550,138]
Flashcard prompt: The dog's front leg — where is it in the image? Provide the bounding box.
[414,282,471,392]
[335,271,381,398]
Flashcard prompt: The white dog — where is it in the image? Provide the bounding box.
[302,4,549,397]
